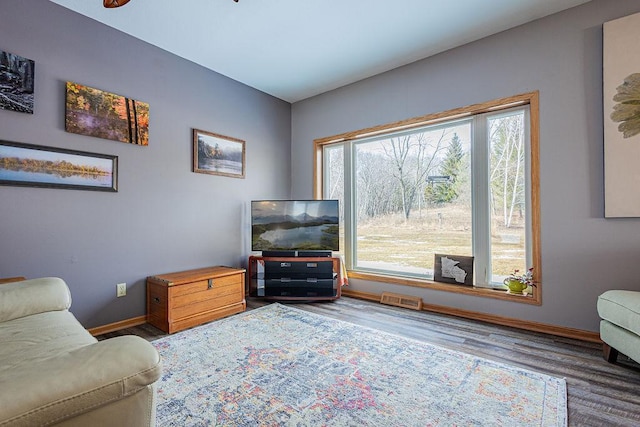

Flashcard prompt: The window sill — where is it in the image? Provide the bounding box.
[347,271,541,305]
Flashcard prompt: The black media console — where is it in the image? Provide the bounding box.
[247,255,342,301]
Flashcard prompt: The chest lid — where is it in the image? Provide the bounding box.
[148,266,245,286]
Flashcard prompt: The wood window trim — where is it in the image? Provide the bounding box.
[347,270,541,305]
[314,91,541,305]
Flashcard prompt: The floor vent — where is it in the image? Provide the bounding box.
[380,292,423,311]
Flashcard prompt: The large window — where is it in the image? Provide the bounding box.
[315,92,540,302]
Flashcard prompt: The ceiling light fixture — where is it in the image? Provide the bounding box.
[104,0,237,7]
[103,0,130,7]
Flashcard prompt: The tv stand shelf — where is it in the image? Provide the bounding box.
[248,255,342,301]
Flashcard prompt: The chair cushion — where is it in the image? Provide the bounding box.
[597,290,640,337]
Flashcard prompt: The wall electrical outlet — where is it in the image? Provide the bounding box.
[116,282,126,297]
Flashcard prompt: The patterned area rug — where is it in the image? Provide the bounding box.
[153,304,567,426]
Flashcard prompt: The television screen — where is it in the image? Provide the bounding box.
[251,200,339,252]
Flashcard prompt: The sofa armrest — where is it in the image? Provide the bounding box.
[0,335,162,426]
[0,277,72,323]
[0,276,26,284]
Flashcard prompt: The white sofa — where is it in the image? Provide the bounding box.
[0,277,162,426]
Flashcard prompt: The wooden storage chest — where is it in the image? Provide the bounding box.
[146,266,245,334]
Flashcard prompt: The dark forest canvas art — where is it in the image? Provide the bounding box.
[0,50,35,114]
[65,82,149,146]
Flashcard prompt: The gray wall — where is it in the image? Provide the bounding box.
[4,0,639,334]
[0,0,291,328]
[291,0,640,332]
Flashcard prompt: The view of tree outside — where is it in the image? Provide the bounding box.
[489,111,527,279]
[351,123,472,276]
[323,107,529,286]
[324,145,345,252]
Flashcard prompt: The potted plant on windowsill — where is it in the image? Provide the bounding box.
[504,268,535,295]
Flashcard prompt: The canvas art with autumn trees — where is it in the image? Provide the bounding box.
[65,82,149,146]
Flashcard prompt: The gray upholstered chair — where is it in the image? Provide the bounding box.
[597,290,640,365]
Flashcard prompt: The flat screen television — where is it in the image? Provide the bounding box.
[251,200,339,253]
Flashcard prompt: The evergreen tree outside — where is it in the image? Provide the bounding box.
[426,133,464,205]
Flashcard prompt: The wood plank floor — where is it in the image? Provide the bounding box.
[98,296,640,426]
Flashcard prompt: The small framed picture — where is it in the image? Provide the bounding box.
[193,129,245,179]
[0,140,117,192]
[434,254,474,286]
[0,50,35,114]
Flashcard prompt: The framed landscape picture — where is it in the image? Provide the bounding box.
[0,50,35,114]
[65,82,149,146]
[193,128,245,178]
[0,140,117,192]
[434,254,473,286]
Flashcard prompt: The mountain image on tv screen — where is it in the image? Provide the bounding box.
[251,200,339,251]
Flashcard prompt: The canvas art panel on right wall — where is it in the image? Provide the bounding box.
[603,11,640,218]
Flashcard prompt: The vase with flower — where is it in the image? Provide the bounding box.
[504,268,535,295]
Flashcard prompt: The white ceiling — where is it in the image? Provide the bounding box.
[49,0,591,103]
